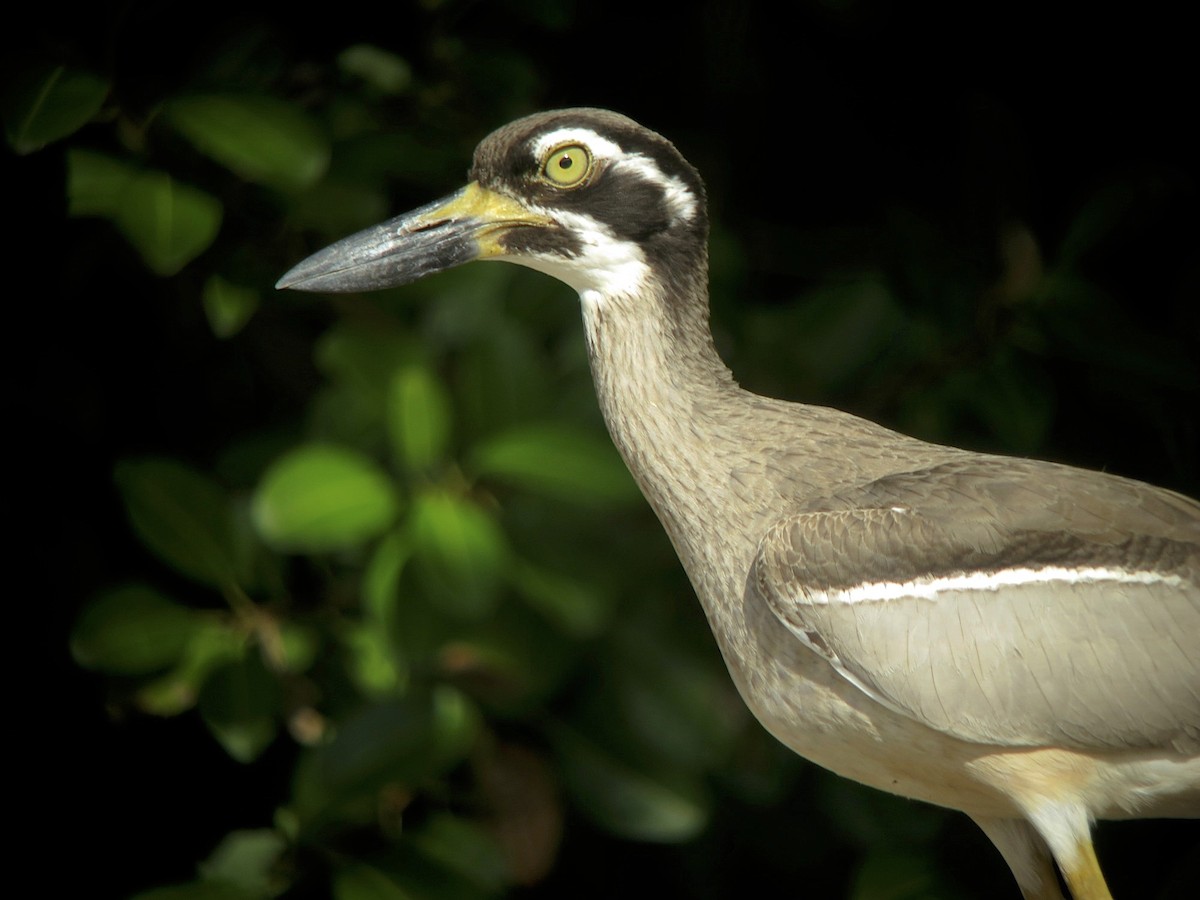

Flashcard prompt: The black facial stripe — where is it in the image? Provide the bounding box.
[543,165,675,241]
[500,222,583,259]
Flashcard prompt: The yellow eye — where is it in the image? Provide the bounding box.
[543,144,592,187]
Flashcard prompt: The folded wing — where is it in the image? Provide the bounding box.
[752,459,1200,753]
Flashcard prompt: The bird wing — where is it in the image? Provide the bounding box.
[752,458,1200,753]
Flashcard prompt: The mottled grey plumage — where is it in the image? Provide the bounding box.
[279,108,1200,900]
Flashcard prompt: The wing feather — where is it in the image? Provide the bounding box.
[753,461,1200,753]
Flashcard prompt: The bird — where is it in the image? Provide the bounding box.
[278,108,1200,899]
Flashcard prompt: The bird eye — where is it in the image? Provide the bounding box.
[543,144,592,187]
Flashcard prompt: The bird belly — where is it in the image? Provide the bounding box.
[729,590,1021,816]
[969,749,1200,820]
[728,588,1200,821]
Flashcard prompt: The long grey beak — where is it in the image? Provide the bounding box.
[276,183,550,293]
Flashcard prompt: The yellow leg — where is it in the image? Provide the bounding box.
[1057,837,1112,900]
[1022,802,1114,900]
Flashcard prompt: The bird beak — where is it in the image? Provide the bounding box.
[276,182,550,293]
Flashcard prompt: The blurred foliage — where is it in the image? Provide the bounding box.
[9,2,1197,899]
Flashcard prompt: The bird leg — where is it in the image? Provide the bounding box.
[1055,839,1113,900]
[1023,803,1114,900]
[972,815,1066,900]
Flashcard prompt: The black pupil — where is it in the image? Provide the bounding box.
[558,155,573,170]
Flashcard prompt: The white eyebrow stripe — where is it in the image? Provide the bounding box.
[533,127,621,160]
[612,156,698,224]
[533,128,698,226]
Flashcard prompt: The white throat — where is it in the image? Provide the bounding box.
[501,209,654,305]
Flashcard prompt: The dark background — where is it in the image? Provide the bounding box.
[10,1,1197,897]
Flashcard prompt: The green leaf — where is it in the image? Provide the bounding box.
[3,64,108,153]
[338,45,413,95]
[252,444,399,552]
[135,620,246,717]
[333,850,492,900]
[409,490,507,619]
[387,365,453,473]
[67,150,222,275]
[307,383,386,452]
[71,584,204,675]
[118,169,223,275]
[165,94,330,192]
[292,691,479,826]
[550,726,709,843]
[965,353,1054,453]
[783,278,902,387]
[286,179,391,239]
[362,531,410,621]
[426,685,482,772]
[613,629,739,769]
[454,328,546,437]
[410,814,507,892]
[199,829,288,897]
[309,324,421,448]
[342,621,406,697]
[65,148,134,216]
[424,606,578,715]
[203,275,260,339]
[470,423,640,508]
[509,559,612,637]
[114,458,243,588]
[316,323,420,398]
[199,654,281,763]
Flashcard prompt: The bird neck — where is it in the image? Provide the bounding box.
[580,268,738,460]
[580,267,756,600]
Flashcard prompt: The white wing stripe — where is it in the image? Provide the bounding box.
[800,565,1188,606]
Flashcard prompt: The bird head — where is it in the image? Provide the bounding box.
[276,108,708,305]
